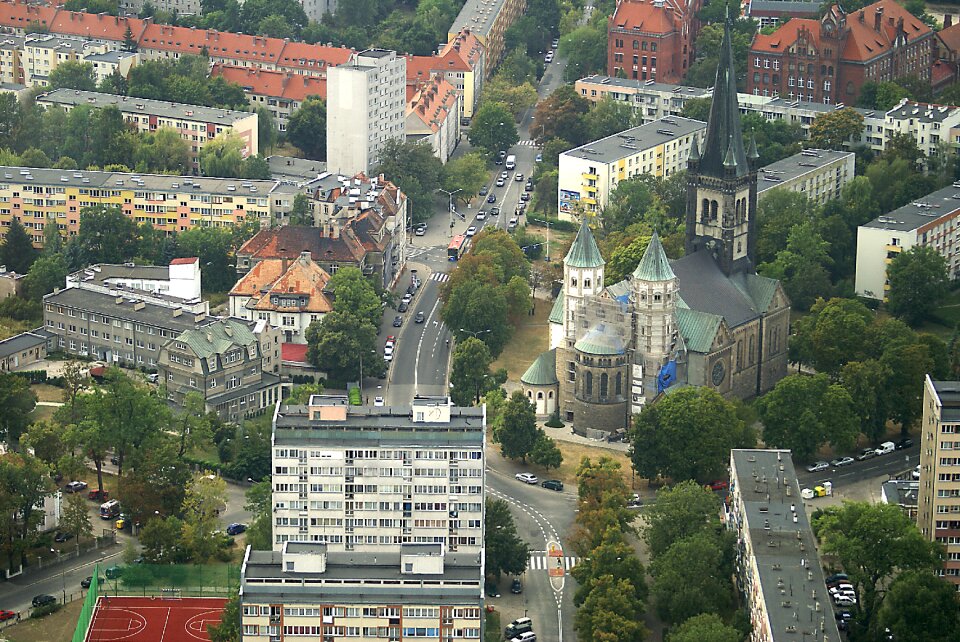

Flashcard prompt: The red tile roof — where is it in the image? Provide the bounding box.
[405,54,439,83]
[441,29,483,68]
[281,342,308,364]
[408,75,459,133]
[212,64,327,102]
[938,21,960,54]
[609,0,684,34]
[238,226,367,264]
[750,18,821,53]
[276,41,353,74]
[50,10,141,41]
[0,1,58,31]
[139,23,286,62]
[170,257,198,265]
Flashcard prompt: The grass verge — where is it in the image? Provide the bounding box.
[5,597,82,642]
[492,304,550,381]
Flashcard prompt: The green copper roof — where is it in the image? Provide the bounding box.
[565,219,604,268]
[676,306,722,353]
[521,349,559,386]
[548,290,565,324]
[574,323,626,356]
[632,232,675,282]
[177,318,256,359]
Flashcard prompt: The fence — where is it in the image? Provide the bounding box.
[100,563,240,598]
[71,563,100,642]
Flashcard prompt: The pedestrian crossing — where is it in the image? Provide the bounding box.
[527,555,579,571]
[517,139,537,147]
[431,272,450,283]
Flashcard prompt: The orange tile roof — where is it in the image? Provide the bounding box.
[405,54,439,83]
[212,64,327,102]
[230,256,334,314]
[751,18,821,53]
[50,10,141,41]
[442,29,483,68]
[408,75,459,133]
[0,1,59,31]
[139,23,285,62]
[609,0,683,35]
[939,21,960,54]
[230,259,286,297]
[276,41,353,74]
[170,257,198,265]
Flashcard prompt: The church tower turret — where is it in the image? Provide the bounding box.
[632,232,678,365]
[562,219,605,339]
[685,15,758,276]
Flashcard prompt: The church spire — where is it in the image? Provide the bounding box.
[633,232,675,282]
[565,218,604,268]
[698,15,748,178]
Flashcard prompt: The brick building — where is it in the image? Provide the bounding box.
[606,0,701,84]
[747,0,934,105]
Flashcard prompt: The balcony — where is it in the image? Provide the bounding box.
[581,172,598,180]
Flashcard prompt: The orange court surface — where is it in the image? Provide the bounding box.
[85,596,228,642]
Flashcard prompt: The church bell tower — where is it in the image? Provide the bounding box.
[685,16,759,276]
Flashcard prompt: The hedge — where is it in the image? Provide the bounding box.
[525,216,577,232]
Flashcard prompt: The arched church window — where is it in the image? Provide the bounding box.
[585,371,593,396]
[615,373,622,396]
[571,277,577,287]
[549,391,554,399]
[749,336,755,365]
[537,391,544,400]
[600,373,608,397]
[527,390,532,398]
[585,279,591,288]
[701,198,709,222]
[737,241,742,253]
[654,293,661,302]
[710,200,718,220]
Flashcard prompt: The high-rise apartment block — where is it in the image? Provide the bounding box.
[918,376,960,589]
[326,49,406,177]
[270,395,485,554]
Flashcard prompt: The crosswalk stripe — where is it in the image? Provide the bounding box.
[431,272,449,282]
[517,139,537,147]
[526,555,578,571]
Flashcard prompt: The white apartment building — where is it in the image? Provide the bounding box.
[576,75,713,122]
[854,182,960,300]
[917,376,960,589]
[326,49,406,177]
[756,149,856,206]
[885,99,960,163]
[557,117,706,221]
[727,449,842,641]
[271,395,485,555]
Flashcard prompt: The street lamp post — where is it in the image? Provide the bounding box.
[458,328,492,340]
[436,188,462,238]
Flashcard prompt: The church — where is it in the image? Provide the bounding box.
[521,19,791,438]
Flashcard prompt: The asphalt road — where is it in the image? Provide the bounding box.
[794,446,919,488]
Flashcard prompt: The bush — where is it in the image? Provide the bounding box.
[46,375,66,388]
[31,602,61,618]
[14,370,47,384]
[544,409,564,428]
[526,215,577,232]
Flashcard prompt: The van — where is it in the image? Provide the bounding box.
[510,633,536,642]
[505,155,516,170]
[875,441,896,456]
[99,499,120,519]
[504,617,533,639]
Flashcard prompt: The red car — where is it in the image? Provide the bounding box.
[0,610,15,621]
[88,489,109,501]
[706,480,729,491]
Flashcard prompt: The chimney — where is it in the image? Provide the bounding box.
[133,301,145,310]
[115,295,123,304]
[172,308,183,317]
[300,251,312,264]
[946,14,953,27]
[875,7,883,32]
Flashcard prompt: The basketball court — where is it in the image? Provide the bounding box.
[84,596,227,642]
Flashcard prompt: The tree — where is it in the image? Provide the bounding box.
[23,253,68,301]
[60,493,93,548]
[1,217,38,274]
[327,266,381,328]
[492,390,539,460]
[605,234,652,284]
[173,392,213,459]
[880,340,932,431]
[118,441,191,524]
[875,571,960,642]
[532,85,590,146]
[176,226,236,292]
[481,77,539,118]
[74,204,140,265]
[208,593,241,642]
[815,502,942,625]
[755,188,814,265]
[679,98,711,122]
[574,574,648,642]
[529,432,562,470]
[0,452,52,569]
[468,101,519,157]
[441,153,488,205]
[886,246,948,326]
[286,96,326,160]
[667,614,740,642]
[0,372,38,444]
[450,337,495,406]
[790,297,873,376]
[243,479,272,551]
[484,498,529,580]
[288,192,313,226]
[305,310,381,382]
[758,220,833,310]
[584,95,639,141]
[883,131,924,168]
[470,229,530,282]
[199,133,248,178]
[809,108,865,150]
[631,387,752,483]
[122,24,138,51]
[496,48,538,85]
[22,420,68,467]
[134,127,191,174]
[571,457,635,555]
[140,516,186,564]
[839,359,892,443]
[181,472,227,562]
[642,481,721,558]
[441,279,512,357]
[559,23,608,84]
[571,527,647,607]
[374,138,443,224]
[650,531,735,624]
[756,373,859,461]
[48,61,96,91]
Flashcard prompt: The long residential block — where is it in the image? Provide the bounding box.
[756,149,855,205]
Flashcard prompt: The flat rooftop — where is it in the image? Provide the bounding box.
[756,149,854,194]
[756,98,877,120]
[932,379,960,422]
[578,75,714,98]
[37,88,253,124]
[862,182,960,232]
[449,0,510,38]
[730,449,841,641]
[44,287,216,333]
[562,116,706,164]
[266,155,328,183]
[887,101,959,124]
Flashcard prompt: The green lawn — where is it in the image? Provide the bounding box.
[491,303,550,382]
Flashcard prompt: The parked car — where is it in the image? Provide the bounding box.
[54,531,73,543]
[484,582,501,598]
[105,566,122,579]
[384,345,394,362]
[80,576,103,589]
[393,316,403,327]
[541,479,563,491]
[520,192,530,201]
[830,456,854,467]
[913,465,921,480]
[896,437,914,449]
[0,610,14,621]
[88,489,109,501]
[824,573,849,584]
[806,461,830,473]
[515,473,538,484]
[535,153,542,163]
[525,182,533,192]
[834,595,857,607]
[398,302,409,313]
[64,481,87,493]
[510,578,523,594]
[511,632,537,642]
[415,227,426,236]
[505,618,533,639]
[374,396,385,406]
[226,523,247,536]
[706,480,729,491]
[627,493,644,508]
[479,186,488,196]
[32,595,56,608]
[874,441,896,456]
[856,448,877,461]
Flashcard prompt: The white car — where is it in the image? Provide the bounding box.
[834,595,857,606]
[515,473,538,484]
[374,397,384,407]
[476,210,487,220]
[466,226,477,237]
[415,227,426,236]
[496,178,505,187]
[384,345,394,362]
[913,465,921,480]
[500,171,509,180]
[515,173,524,182]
